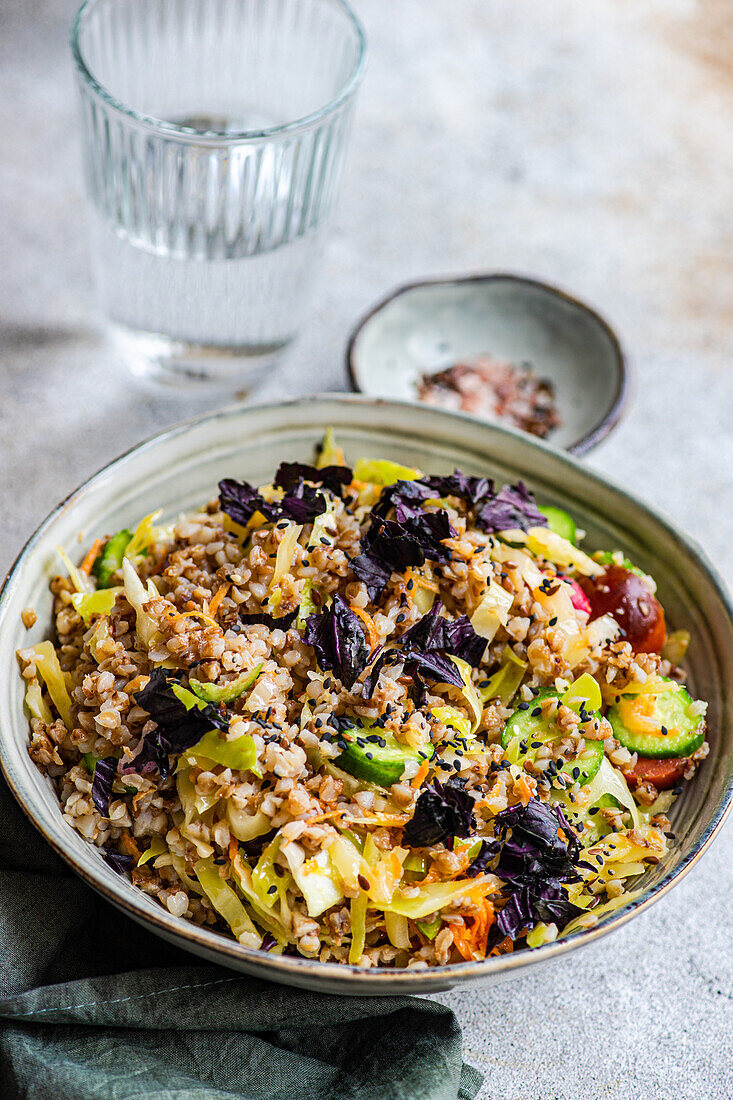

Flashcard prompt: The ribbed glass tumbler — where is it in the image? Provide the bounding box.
[71,0,366,386]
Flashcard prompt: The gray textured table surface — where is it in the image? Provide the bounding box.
[3,1,733,1097]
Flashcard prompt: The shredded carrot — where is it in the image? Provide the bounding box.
[448,899,495,960]
[389,851,403,879]
[131,789,148,813]
[228,838,239,863]
[489,934,514,957]
[305,809,346,825]
[118,830,142,861]
[173,610,220,631]
[349,603,379,651]
[207,583,230,618]
[347,813,410,827]
[411,760,430,789]
[516,775,534,806]
[405,567,439,594]
[348,479,368,492]
[80,538,104,575]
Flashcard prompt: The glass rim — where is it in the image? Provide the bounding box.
[70,0,367,143]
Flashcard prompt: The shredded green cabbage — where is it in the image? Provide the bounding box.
[184,729,259,775]
[416,915,442,940]
[470,579,513,642]
[194,856,262,947]
[121,558,161,650]
[352,458,421,485]
[226,803,272,843]
[71,587,121,625]
[24,678,52,724]
[348,891,368,964]
[281,844,344,918]
[309,499,337,550]
[29,641,73,727]
[271,524,302,589]
[316,427,345,468]
[56,546,94,594]
[384,910,411,949]
[480,646,527,706]
[189,664,262,704]
[124,510,171,561]
[137,837,167,866]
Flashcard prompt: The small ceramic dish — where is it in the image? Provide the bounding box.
[347,274,628,454]
[0,395,730,996]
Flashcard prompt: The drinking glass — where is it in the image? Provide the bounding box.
[71,0,366,386]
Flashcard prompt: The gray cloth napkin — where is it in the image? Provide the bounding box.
[0,781,483,1100]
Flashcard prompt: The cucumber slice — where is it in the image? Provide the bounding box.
[558,792,621,845]
[336,724,434,787]
[92,529,133,588]
[539,506,577,544]
[502,690,604,785]
[607,679,705,758]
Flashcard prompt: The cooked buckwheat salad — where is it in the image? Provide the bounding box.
[18,432,709,968]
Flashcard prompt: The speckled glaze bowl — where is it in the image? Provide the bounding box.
[347,274,629,454]
[0,395,730,996]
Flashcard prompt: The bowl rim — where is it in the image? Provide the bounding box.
[346,272,630,457]
[1,392,730,992]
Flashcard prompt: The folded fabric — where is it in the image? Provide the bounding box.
[0,780,483,1100]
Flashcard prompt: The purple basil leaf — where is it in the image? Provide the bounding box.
[444,615,487,666]
[485,797,586,948]
[278,481,328,524]
[533,886,584,928]
[91,755,117,817]
[238,607,299,630]
[350,552,393,598]
[358,648,391,699]
[467,838,500,877]
[218,478,272,526]
[103,848,134,875]
[123,669,228,780]
[401,601,447,650]
[402,777,476,849]
[475,481,544,534]
[403,649,464,688]
[401,602,485,667]
[420,470,494,506]
[274,462,353,498]
[404,511,455,562]
[304,594,370,690]
[364,517,426,568]
[371,479,434,521]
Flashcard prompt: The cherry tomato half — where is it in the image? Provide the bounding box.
[625,756,689,790]
[581,565,666,653]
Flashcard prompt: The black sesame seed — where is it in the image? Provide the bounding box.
[267,884,277,895]
[517,702,530,711]
[549,616,558,626]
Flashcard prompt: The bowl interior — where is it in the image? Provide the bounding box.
[348,276,627,453]
[0,395,729,995]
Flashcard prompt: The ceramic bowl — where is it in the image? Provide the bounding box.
[0,395,730,996]
[347,274,628,454]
